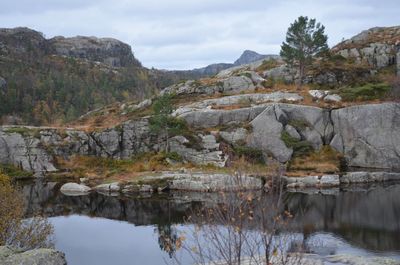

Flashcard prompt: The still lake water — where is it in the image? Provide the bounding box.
[21,180,400,265]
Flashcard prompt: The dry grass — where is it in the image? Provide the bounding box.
[55,153,188,183]
[286,146,343,177]
[332,26,400,50]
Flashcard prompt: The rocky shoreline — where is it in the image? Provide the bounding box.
[58,170,400,196]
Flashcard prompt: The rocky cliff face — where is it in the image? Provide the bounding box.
[0,27,50,57]
[49,36,141,67]
[1,102,399,173]
[333,26,400,70]
[0,27,141,67]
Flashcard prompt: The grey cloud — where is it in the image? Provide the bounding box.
[0,0,398,69]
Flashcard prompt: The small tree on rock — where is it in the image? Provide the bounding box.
[149,94,185,153]
[280,16,329,87]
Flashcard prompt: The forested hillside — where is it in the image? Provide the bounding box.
[0,27,181,125]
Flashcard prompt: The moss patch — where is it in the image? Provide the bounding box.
[4,127,41,138]
[0,164,33,179]
[232,144,264,164]
[339,83,391,101]
[281,131,313,157]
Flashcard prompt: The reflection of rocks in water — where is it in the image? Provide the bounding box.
[20,180,199,226]
[285,183,400,252]
[20,180,400,254]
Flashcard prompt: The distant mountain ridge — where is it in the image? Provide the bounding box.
[173,50,280,78]
[234,50,280,65]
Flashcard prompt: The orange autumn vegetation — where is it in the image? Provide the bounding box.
[286,146,343,177]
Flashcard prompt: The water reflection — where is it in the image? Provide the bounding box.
[19,180,400,264]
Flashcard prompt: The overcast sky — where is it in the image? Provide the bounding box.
[0,0,398,70]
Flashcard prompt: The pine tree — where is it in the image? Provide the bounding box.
[280,16,329,87]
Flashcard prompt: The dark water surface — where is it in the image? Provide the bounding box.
[20,180,400,265]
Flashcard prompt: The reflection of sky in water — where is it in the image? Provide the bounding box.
[51,215,180,265]
[51,215,400,265]
[21,180,400,265]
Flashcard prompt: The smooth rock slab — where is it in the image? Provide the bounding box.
[165,172,262,192]
[284,175,340,188]
[341,171,400,184]
[60,182,91,196]
[94,182,121,192]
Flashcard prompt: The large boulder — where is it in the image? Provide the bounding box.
[330,103,400,169]
[247,105,293,162]
[247,103,333,162]
[262,65,296,83]
[60,182,91,196]
[0,246,67,265]
[222,75,255,93]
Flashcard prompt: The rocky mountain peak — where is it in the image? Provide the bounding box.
[49,35,141,67]
[234,50,280,66]
[0,27,141,67]
[0,27,49,56]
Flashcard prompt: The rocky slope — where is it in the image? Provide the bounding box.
[1,25,399,184]
[332,26,400,72]
[0,101,398,173]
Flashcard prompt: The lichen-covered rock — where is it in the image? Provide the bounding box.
[219,128,248,144]
[330,103,400,169]
[0,246,67,265]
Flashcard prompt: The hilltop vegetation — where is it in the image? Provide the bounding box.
[0,28,190,125]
